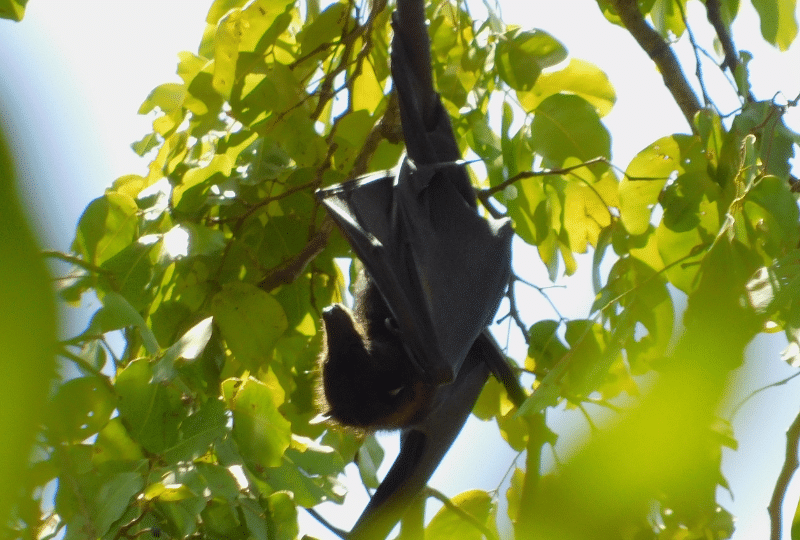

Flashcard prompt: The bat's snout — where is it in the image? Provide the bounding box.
[322,304,347,323]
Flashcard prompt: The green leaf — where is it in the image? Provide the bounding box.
[654,169,721,292]
[286,438,345,477]
[791,493,800,540]
[742,175,800,257]
[163,398,228,463]
[47,377,117,443]
[100,240,160,310]
[172,154,233,214]
[466,111,502,162]
[261,457,333,506]
[505,468,524,523]
[531,94,611,167]
[72,193,139,266]
[495,29,567,91]
[650,0,686,39]
[242,498,270,540]
[131,132,161,156]
[426,490,494,540]
[563,167,616,252]
[154,316,215,382]
[212,9,244,100]
[299,2,347,57]
[526,320,568,378]
[619,134,705,235]
[518,59,616,116]
[751,0,798,50]
[501,178,542,247]
[266,491,300,540]
[356,434,385,489]
[0,129,56,527]
[563,320,618,397]
[222,376,292,470]
[473,376,504,420]
[142,482,197,502]
[92,418,145,466]
[0,0,27,21]
[516,380,560,417]
[138,83,187,115]
[80,291,160,355]
[93,472,145,535]
[153,486,205,538]
[240,0,296,54]
[206,0,248,25]
[731,101,799,181]
[352,54,385,116]
[116,359,184,453]
[212,282,288,368]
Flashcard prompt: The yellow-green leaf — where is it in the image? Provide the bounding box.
[73,192,139,266]
[518,59,616,117]
[222,376,291,469]
[426,490,494,540]
[212,282,288,368]
[752,0,798,50]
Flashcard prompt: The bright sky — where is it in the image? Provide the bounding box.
[1,1,799,539]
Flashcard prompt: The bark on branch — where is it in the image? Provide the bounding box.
[609,0,702,129]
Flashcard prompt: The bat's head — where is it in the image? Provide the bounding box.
[316,304,436,431]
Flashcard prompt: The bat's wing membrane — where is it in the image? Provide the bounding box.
[348,334,493,540]
[317,162,512,384]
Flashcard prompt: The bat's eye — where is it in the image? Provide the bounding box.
[384,317,400,335]
[388,386,404,397]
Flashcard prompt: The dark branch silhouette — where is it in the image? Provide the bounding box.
[609,0,702,129]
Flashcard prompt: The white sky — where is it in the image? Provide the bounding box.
[1,0,799,539]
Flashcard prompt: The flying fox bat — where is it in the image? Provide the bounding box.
[317,31,514,393]
[314,2,523,538]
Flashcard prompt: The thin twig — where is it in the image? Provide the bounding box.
[675,0,713,108]
[42,250,112,275]
[729,371,800,422]
[258,218,334,291]
[58,347,116,394]
[705,0,754,106]
[306,508,349,539]
[768,409,800,540]
[502,273,530,345]
[480,157,609,198]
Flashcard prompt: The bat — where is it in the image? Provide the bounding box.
[316,20,514,392]
[318,275,524,539]
[313,2,524,538]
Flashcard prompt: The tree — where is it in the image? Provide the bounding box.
[4,0,799,538]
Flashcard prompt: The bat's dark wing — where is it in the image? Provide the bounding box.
[348,331,492,540]
[316,15,513,384]
[346,330,525,539]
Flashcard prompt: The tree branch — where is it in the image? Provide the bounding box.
[704,0,737,73]
[515,412,549,538]
[479,156,609,198]
[305,508,348,539]
[704,0,755,102]
[258,218,334,291]
[609,0,702,129]
[768,409,800,540]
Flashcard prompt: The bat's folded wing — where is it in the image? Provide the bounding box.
[317,164,513,384]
